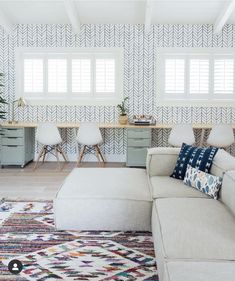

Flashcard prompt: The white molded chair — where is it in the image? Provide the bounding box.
[34,122,67,169]
[207,124,234,148]
[76,122,105,164]
[168,124,195,147]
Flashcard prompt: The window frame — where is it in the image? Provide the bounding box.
[16,47,124,106]
[156,47,235,107]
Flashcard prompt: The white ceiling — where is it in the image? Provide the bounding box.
[0,0,234,26]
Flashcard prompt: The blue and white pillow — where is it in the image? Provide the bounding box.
[184,164,223,199]
[171,143,218,180]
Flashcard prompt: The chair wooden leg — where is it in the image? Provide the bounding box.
[34,146,46,170]
[55,145,60,169]
[96,145,105,162]
[42,146,47,163]
[57,145,68,162]
[77,145,86,166]
[94,145,101,162]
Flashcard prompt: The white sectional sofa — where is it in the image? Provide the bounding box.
[147,147,235,281]
[54,146,235,281]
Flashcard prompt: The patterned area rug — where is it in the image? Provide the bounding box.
[0,200,158,281]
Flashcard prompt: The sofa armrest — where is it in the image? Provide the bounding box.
[146,147,180,177]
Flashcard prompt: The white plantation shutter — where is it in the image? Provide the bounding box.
[18,48,123,103]
[189,59,209,94]
[48,59,67,93]
[96,59,115,93]
[165,59,185,94]
[214,59,234,94]
[24,59,43,92]
[72,59,91,93]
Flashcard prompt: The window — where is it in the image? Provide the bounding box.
[16,48,123,105]
[156,48,235,105]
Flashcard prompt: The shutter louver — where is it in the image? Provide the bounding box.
[96,59,115,93]
[190,59,209,94]
[48,59,67,93]
[24,59,43,93]
[214,59,234,94]
[72,59,91,93]
[165,59,185,94]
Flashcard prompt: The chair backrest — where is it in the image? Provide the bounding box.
[36,122,62,146]
[168,124,195,147]
[77,122,103,146]
[207,124,234,148]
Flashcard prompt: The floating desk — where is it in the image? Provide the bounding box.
[0,122,234,167]
[1,122,230,129]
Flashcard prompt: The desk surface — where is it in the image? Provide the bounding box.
[1,122,234,129]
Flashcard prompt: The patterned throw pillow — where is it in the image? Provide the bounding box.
[184,164,223,199]
[171,143,218,180]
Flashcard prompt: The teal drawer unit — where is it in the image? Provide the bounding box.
[126,128,151,167]
[1,127,35,168]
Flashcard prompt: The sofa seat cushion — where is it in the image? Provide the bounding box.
[166,261,235,281]
[150,176,209,199]
[153,198,235,260]
[57,168,151,201]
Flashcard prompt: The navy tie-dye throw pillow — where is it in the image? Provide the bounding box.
[171,143,218,180]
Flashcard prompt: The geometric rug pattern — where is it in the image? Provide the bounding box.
[0,200,157,280]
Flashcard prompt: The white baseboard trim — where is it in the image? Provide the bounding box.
[34,153,126,163]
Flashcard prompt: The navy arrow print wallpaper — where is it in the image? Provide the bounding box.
[0,24,235,159]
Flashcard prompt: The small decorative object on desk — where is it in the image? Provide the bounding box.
[117,97,129,125]
[131,115,156,125]
[0,72,8,120]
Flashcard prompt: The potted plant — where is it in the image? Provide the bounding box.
[117,97,129,125]
[0,73,7,120]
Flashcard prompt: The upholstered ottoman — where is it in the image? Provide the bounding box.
[54,168,152,231]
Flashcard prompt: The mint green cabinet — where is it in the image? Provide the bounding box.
[126,128,151,167]
[0,127,35,168]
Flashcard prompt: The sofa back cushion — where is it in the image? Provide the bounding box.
[220,171,235,217]
[210,149,235,177]
[147,147,180,177]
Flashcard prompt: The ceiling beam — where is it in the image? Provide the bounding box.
[144,0,152,34]
[214,0,235,34]
[0,10,13,34]
[64,0,81,34]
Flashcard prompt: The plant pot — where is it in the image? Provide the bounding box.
[119,115,128,125]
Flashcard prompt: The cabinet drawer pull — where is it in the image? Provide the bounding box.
[6,145,18,147]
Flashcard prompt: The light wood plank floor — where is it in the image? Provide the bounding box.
[0,162,125,200]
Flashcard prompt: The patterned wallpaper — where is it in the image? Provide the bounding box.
[0,24,235,159]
